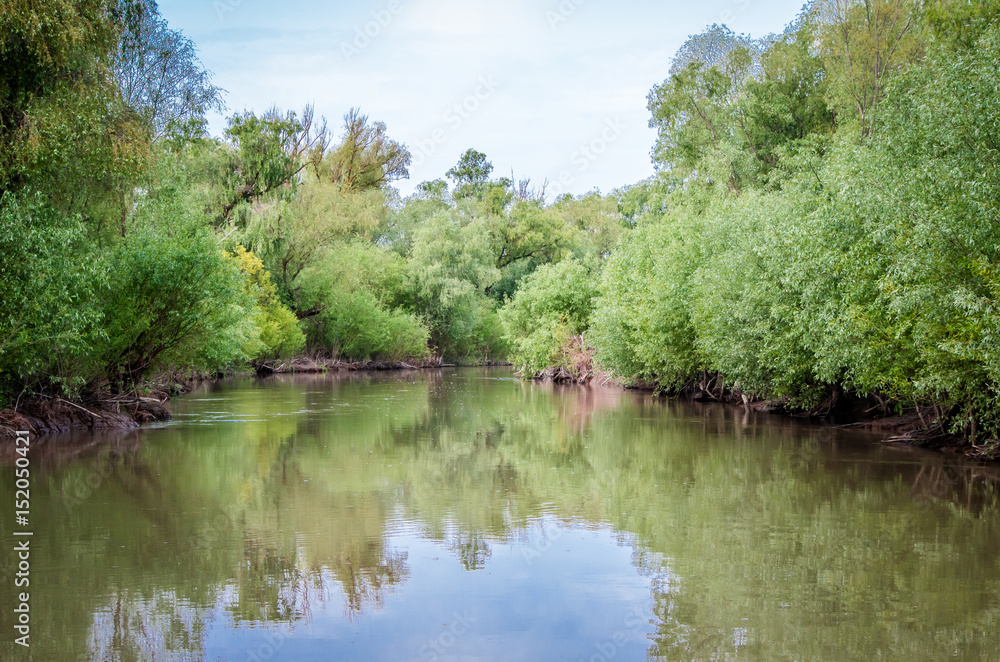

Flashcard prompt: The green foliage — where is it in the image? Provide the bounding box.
[112,3,224,138]
[0,0,156,241]
[0,190,100,402]
[240,180,385,304]
[407,210,501,357]
[375,179,450,255]
[841,22,1000,432]
[499,258,597,376]
[323,108,411,191]
[590,9,1000,443]
[689,186,836,405]
[315,289,430,361]
[292,242,429,361]
[9,0,1000,449]
[812,0,925,134]
[589,197,706,388]
[490,200,566,269]
[98,221,258,385]
[550,191,628,261]
[227,246,305,360]
[446,148,494,199]
[218,110,303,225]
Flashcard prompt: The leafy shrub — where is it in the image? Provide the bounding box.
[227,246,305,360]
[316,289,429,361]
[98,223,258,386]
[407,211,500,358]
[588,202,705,388]
[500,258,597,375]
[0,190,101,402]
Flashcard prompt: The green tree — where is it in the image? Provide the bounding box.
[98,221,258,387]
[446,148,494,199]
[499,258,597,376]
[323,108,410,191]
[407,210,501,357]
[813,0,924,134]
[111,0,224,139]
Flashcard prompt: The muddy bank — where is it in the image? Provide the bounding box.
[0,394,171,438]
[254,355,449,375]
[694,384,1000,462]
[529,365,1000,461]
[0,356,450,439]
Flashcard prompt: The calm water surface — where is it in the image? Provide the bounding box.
[2,368,999,661]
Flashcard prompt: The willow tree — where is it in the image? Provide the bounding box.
[324,108,410,191]
[812,0,924,134]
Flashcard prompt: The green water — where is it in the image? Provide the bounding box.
[2,368,999,661]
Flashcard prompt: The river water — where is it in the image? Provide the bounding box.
[2,368,999,661]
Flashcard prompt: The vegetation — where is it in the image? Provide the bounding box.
[2,0,1000,451]
[584,0,1000,448]
[0,0,625,409]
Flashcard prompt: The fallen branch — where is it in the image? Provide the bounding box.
[56,398,105,420]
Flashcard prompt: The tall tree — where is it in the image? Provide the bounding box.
[324,108,410,191]
[446,148,494,199]
[112,0,225,139]
[812,0,924,134]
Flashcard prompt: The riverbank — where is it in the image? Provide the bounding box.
[686,380,1000,461]
[526,358,1000,461]
[7,358,996,462]
[0,356,449,439]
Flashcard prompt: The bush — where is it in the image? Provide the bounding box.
[98,224,259,386]
[227,246,305,360]
[316,289,429,361]
[0,190,101,402]
[406,211,500,358]
[589,201,705,388]
[690,188,833,405]
[500,258,597,375]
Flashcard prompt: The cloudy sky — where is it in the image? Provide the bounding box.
[159,0,806,198]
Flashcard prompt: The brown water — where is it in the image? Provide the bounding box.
[2,368,999,661]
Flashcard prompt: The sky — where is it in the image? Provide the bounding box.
[158,0,806,199]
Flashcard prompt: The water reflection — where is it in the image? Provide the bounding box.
[1,369,999,661]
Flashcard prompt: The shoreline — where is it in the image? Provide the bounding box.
[0,357,452,439]
[531,367,1000,462]
[3,361,996,462]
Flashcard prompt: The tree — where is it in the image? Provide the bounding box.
[218,109,302,224]
[499,257,597,376]
[0,0,124,192]
[0,0,153,237]
[446,148,493,199]
[241,180,385,313]
[648,59,738,186]
[112,0,225,139]
[669,23,763,77]
[0,190,100,402]
[407,210,500,356]
[98,222,258,388]
[226,246,305,360]
[812,0,924,134]
[488,200,565,270]
[324,108,409,191]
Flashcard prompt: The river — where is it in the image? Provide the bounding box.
[2,368,999,661]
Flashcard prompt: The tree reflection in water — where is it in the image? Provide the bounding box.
[2,369,999,661]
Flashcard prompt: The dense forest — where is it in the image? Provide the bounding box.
[2,0,1000,451]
